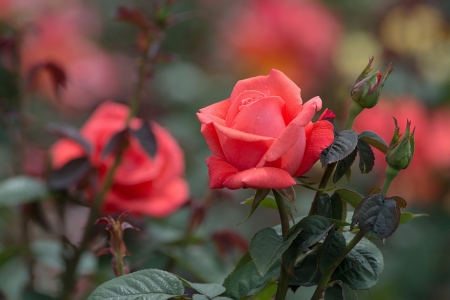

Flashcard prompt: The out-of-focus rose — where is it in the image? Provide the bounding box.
[51,102,189,217]
[19,8,133,111]
[221,0,342,93]
[197,69,334,190]
[353,96,448,203]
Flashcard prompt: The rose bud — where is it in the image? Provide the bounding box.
[386,118,415,170]
[351,57,394,109]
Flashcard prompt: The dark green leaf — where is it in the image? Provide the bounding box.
[222,252,280,300]
[358,131,388,154]
[357,139,374,174]
[23,288,56,300]
[240,189,271,223]
[87,269,184,300]
[400,212,429,224]
[250,227,301,276]
[321,130,358,166]
[193,295,209,300]
[289,253,322,287]
[253,280,276,300]
[131,122,157,158]
[332,232,384,290]
[102,129,128,158]
[319,231,346,273]
[335,189,363,209]
[46,124,92,154]
[241,196,294,220]
[325,282,358,300]
[0,176,49,206]
[352,193,400,239]
[48,157,92,190]
[179,280,226,298]
[0,63,19,104]
[283,216,332,270]
[317,193,344,220]
[333,148,357,183]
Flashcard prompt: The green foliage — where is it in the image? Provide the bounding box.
[222,252,280,300]
[333,149,357,183]
[352,193,400,239]
[178,278,226,298]
[320,130,358,166]
[240,195,293,221]
[48,157,92,190]
[283,216,332,270]
[400,212,429,224]
[332,232,384,290]
[324,282,358,300]
[334,189,363,209]
[319,230,346,273]
[131,122,158,158]
[87,269,184,300]
[358,131,388,154]
[0,176,49,206]
[252,280,277,300]
[290,253,322,288]
[317,193,344,220]
[356,139,374,173]
[250,227,301,276]
[240,189,270,223]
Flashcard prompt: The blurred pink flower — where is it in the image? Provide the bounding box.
[353,96,449,204]
[221,0,342,93]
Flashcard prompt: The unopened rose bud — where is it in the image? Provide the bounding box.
[351,57,394,109]
[385,118,415,170]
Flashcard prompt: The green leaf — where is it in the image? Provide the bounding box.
[357,139,374,174]
[335,189,363,209]
[352,193,400,239]
[178,278,226,298]
[222,252,280,300]
[333,148,357,183]
[332,232,384,290]
[289,252,322,287]
[240,189,271,223]
[48,157,92,190]
[283,216,332,270]
[131,122,158,158]
[400,212,429,224]
[0,176,49,206]
[250,227,301,276]
[193,295,209,300]
[317,193,344,220]
[325,282,358,300]
[252,280,277,300]
[321,130,358,166]
[327,219,351,227]
[241,196,293,220]
[358,131,388,154]
[87,269,184,300]
[319,231,346,273]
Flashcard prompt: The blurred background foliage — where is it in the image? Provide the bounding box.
[0,0,450,299]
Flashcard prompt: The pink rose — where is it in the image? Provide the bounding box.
[197,69,334,190]
[51,102,189,217]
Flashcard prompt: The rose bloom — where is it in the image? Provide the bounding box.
[353,96,449,204]
[18,5,132,111]
[197,69,334,190]
[51,102,189,217]
[221,0,342,93]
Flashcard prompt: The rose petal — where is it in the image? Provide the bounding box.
[51,139,85,168]
[226,90,266,126]
[197,112,226,126]
[206,156,240,189]
[200,123,226,160]
[294,120,334,177]
[215,123,274,170]
[199,99,231,119]
[290,96,322,127]
[223,167,296,189]
[261,123,305,163]
[229,70,303,122]
[232,96,286,138]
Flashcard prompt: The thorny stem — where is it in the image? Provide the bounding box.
[61,19,162,300]
[273,190,291,300]
[310,230,365,300]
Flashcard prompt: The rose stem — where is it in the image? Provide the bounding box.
[273,190,291,300]
[308,101,362,216]
[310,230,365,300]
[60,20,163,300]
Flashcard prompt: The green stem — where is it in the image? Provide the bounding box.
[308,162,337,216]
[273,190,291,300]
[115,245,125,277]
[310,230,365,300]
[345,101,364,130]
[381,166,399,196]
